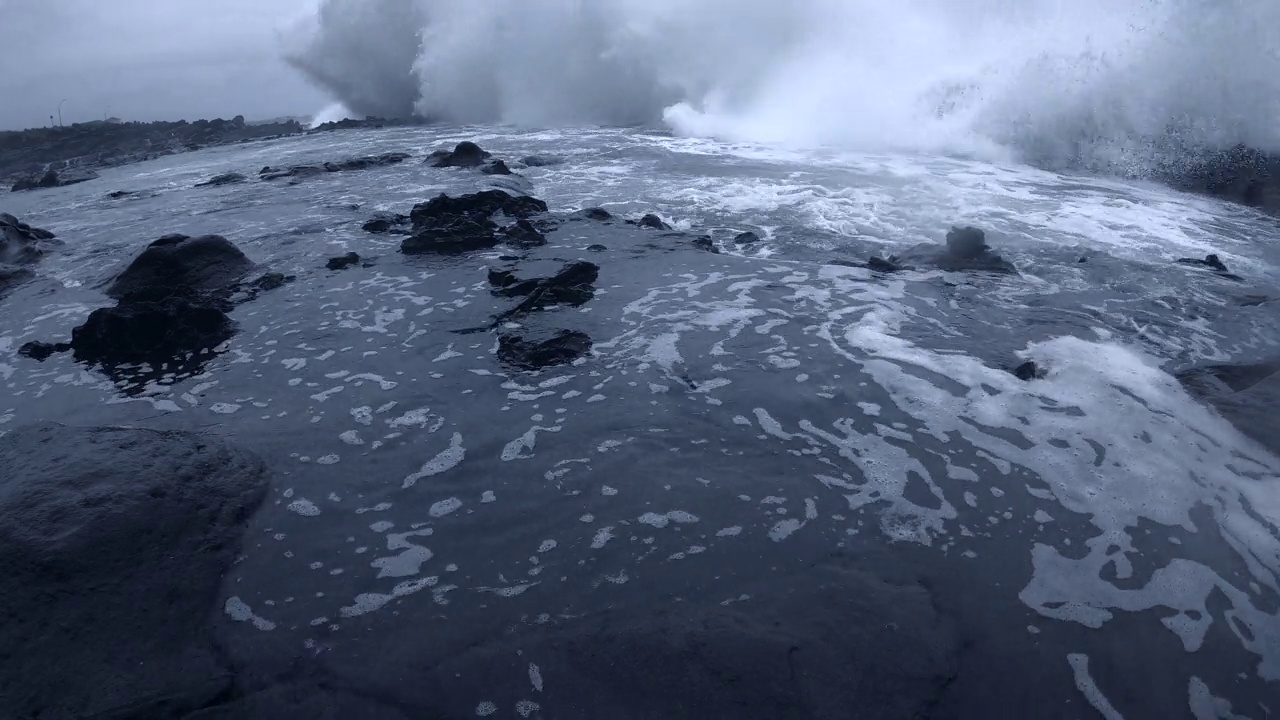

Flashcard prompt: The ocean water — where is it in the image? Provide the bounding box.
[2,122,1278,716]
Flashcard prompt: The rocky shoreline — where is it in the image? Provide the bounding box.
[1,115,422,193]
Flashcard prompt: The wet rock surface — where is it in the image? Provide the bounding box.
[869,226,1017,274]
[0,422,270,720]
[196,172,248,188]
[0,212,57,265]
[106,233,255,302]
[260,152,411,182]
[1177,360,1280,455]
[427,141,491,168]
[401,190,549,255]
[326,252,362,270]
[498,330,593,370]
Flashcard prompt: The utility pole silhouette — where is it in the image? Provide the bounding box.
[58,99,68,127]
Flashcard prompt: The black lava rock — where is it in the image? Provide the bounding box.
[867,256,901,272]
[882,226,1017,274]
[692,235,720,253]
[500,219,547,248]
[519,155,563,167]
[402,191,548,256]
[71,298,236,365]
[0,264,34,297]
[1177,254,1228,272]
[0,422,269,719]
[260,152,410,181]
[1013,361,1043,381]
[0,212,58,265]
[631,213,673,231]
[494,261,600,324]
[17,341,70,360]
[106,234,254,302]
[426,141,491,168]
[586,244,608,252]
[195,172,247,188]
[579,207,613,222]
[327,252,361,270]
[734,231,762,245]
[498,330,593,370]
[480,159,513,175]
[363,213,410,234]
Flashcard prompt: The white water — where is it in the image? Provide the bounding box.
[284,0,1280,172]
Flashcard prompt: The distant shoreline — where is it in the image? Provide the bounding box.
[1,115,424,192]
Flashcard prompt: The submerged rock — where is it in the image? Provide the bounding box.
[692,235,720,253]
[631,213,673,231]
[426,141,491,168]
[260,152,410,181]
[1176,253,1243,280]
[498,330,593,370]
[10,167,99,192]
[17,341,70,360]
[1013,361,1043,381]
[0,264,34,297]
[195,172,247,188]
[480,159,513,175]
[500,219,547,248]
[871,226,1017,274]
[519,154,564,167]
[0,422,269,720]
[578,207,614,222]
[0,212,57,265]
[734,231,762,245]
[1177,359,1280,456]
[106,233,254,302]
[327,252,361,270]
[363,212,410,234]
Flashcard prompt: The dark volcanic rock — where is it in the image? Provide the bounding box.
[108,189,141,199]
[519,154,563,167]
[17,341,70,360]
[71,298,237,365]
[260,152,410,181]
[586,244,608,252]
[196,172,248,188]
[1175,253,1243,280]
[498,330,593,370]
[1,212,58,265]
[1013,361,1043,381]
[327,252,361,270]
[692,235,720,253]
[876,226,1017,274]
[734,231,762,245]
[0,264,34,297]
[409,190,548,226]
[402,191,549,256]
[363,213,410,234]
[500,219,547,248]
[10,168,99,192]
[1164,144,1280,215]
[1177,360,1280,456]
[107,234,254,302]
[578,207,614,222]
[426,141,491,168]
[480,159,513,175]
[0,422,269,720]
[494,261,600,324]
[631,213,673,231]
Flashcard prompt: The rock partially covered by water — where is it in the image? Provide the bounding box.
[0,422,269,720]
[734,231,762,245]
[498,330,593,370]
[0,212,57,265]
[493,261,599,320]
[10,167,99,192]
[260,152,411,181]
[106,234,255,302]
[1177,359,1280,456]
[1176,253,1243,280]
[363,212,410,234]
[870,226,1017,274]
[71,298,237,366]
[402,190,549,255]
[500,219,547,248]
[427,141,491,168]
[630,213,673,231]
[1165,145,1280,216]
[327,252,361,270]
[195,172,247,188]
[0,265,34,298]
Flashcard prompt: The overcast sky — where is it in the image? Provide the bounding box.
[0,0,331,129]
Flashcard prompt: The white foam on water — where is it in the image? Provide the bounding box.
[403,433,466,488]
[501,425,562,461]
[430,497,463,517]
[638,511,701,529]
[340,577,438,618]
[372,529,434,579]
[1067,654,1125,720]
[528,663,544,693]
[224,596,276,631]
[1187,677,1250,720]
[475,701,498,717]
[591,527,615,549]
[287,499,321,517]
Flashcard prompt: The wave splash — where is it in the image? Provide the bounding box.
[283,0,1280,172]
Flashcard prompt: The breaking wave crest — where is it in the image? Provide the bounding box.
[283,0,1280,173]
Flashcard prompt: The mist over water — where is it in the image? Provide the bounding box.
[284,0,1280,173]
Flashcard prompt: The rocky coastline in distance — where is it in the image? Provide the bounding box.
[1,115,423,192]
[3,111,1278,215]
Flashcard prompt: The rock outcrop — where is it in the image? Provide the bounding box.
[0,212,57,266]
[259,152,411,182]
[868,226,1017,274]
[498,330,593,370]
[0,422,269,720]
[401,190,549,255]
